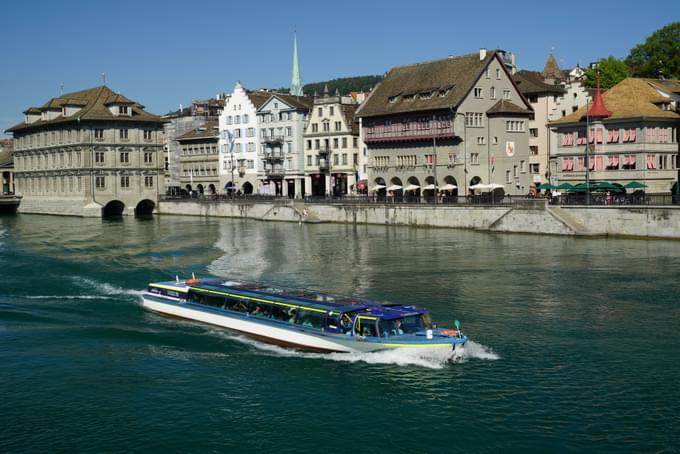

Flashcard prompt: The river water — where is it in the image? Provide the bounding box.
[1,214,679,452]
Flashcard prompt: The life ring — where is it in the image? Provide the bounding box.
[441,329,459,337]
[185,278,200,286]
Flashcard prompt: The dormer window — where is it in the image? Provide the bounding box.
[119,105,129,115]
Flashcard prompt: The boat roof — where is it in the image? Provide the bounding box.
[152,279,424,320]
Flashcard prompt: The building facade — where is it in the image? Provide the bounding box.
[357,49,533,197]
[303,88,362,196]
[5,86,166,217]
[550,78,680,193]
[177,120,220,195]
[257,94,312,196]
[0,139,14,194]
[218,82,270,194]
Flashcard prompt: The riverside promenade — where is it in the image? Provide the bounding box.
[158,194,680,239]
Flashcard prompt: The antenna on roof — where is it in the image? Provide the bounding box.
[101,72,106,85]
[60,83,64,95]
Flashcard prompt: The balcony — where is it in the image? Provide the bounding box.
[263,135,285,144]
[265,166,285,178]
[263,150,284,161]
[317,146,331,155]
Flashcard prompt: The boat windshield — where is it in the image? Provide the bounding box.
[379,314,433,336]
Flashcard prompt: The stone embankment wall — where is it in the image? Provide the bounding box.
[157,199,680,239]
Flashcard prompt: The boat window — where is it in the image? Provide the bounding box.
[294,308,326,329]
[355,317,378,337]
[249,303,271,318]
[188,290,224,308]
[269,304,290,322]
[379,319,405,337]
[400,314,433,333]
[223,296,248,312]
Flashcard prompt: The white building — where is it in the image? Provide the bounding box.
[218,82,269,194]
[256,94,313,197]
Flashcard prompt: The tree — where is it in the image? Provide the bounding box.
[626,22,680,79]
[303,75,383,96]
[584,56,631,89]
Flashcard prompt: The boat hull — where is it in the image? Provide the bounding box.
[143,296,462,353]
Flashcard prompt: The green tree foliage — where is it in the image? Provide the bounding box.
[303,75,383,96]
[625,22,680,79]
[584,56,631,89]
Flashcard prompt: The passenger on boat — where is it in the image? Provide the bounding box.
[288,308,297,323]
[233,301,247,312]
[393,319,404,335]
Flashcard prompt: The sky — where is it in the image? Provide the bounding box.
[1,0,678,135]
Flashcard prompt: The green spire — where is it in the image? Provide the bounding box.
[290,32,302,96]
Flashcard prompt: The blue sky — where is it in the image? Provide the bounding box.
[1,0,678,135]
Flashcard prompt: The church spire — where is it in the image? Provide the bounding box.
[290,32,303,96]
[586,76,611,119]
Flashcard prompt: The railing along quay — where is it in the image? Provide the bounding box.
[160,192,680,207]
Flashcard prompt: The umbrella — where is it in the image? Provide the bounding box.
[386,184,403,192]
[439,183,458,191]
[404,184,420,192]
[592,182,625,193]
[422,184,437,191]
[539,183,557,190]
[369,184,386,192]
[624,181,647,189]
[469,183,504,191]
[556,182,574,190]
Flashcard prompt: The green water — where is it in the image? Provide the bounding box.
[1,214,679,453]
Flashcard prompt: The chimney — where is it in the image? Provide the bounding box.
[179,103,183,113]
[479,48,487,61]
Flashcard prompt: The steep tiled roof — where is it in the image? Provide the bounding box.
[513,70,565,95]
[176,120,219,141]
[6,86,165,133]
[550,78,680,125]
[340,104,359,134]
[357,51,500,118]
[246,91,273,109]
[486,99,531,116]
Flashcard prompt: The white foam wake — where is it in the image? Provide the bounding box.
[210,330,499,369]
[71,276,145,298]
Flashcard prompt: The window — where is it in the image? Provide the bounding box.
[477,136,486,145]
[119,129,128,140]
[307,140,312,150]
[528,95,538,103]
[243,114,249,123]
[496,68,501,79]
[529,163,539,174]
[520,160,526,172]
[493,136,498,145]
[506,120,525,132]
[318,107,323,116]
[144,152,153,163]
[312,123,318,133]
[333,154,339,165]
[474,87,483,98]
[513,165,518,178]
[119,105,128,115]
[95,151,105,163]
[323,122,330,132]
[335,121,341,131]
[314,139,320,149]
[491,87,496,99]
[247,142,255,152]
[143,130,152,141]
[342,153,348,165]
[471,153,479,164]
[530,146,538,155]
[503,89,511,100]
[235,115,240,124]
[227,116,233,125]
[247,128,255,137]
[120,151,130,163]
[465,112,484,127]
[144,176,153,188]
[285,127,292,136]
[247,160,254,169]
[342,137,347,148]
[95,176,105,188]
[353,137,358,148]
[329,106,334,115]
[530,128,538,138]
[307,155,312,166]
[333,138,339,148]
[234,128,241,138]
[120,176,130,188]
[485,68,490,78]
[506,170,511,183]
[94,128,104,140]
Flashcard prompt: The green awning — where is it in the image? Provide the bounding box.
[556,183,574,190]
[539,183,556,190]
[624,181,647,189]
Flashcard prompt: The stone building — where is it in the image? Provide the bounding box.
[303,87,362,196]
[6,86,166,216]
[357,49,533,197]
[549,78,680,192]
[177,120,220,195]
[257,93,313,196]
[0,139,14,194]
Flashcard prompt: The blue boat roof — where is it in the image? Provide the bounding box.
[154,278,424,320]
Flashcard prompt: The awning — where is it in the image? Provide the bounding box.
[369,184,386,191]
[469,183,504,191]
[404,184,420,191]
[439,183,458,191]
[624,181,647,189]
[386,184,403,191]
[422,184,437,191]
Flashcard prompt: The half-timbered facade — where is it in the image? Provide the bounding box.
[357,49,533,197]
[5,86,166,216]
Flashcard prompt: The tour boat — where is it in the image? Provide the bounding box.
[142,275,467,353]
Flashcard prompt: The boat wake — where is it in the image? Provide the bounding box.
[212,331,499,369]
[71,277,146,299]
